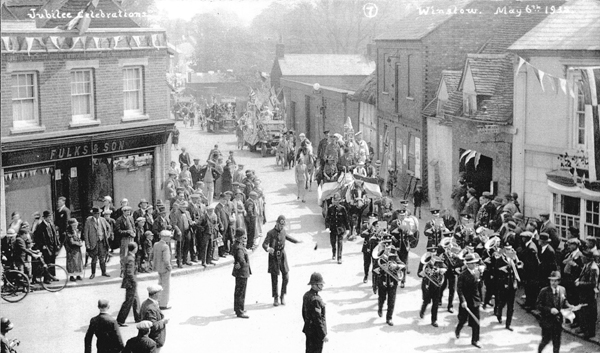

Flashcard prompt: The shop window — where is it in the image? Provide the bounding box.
[113,153,153,207]
[71,69,95,121]
[4,167,53,225]
[575,80,586,148]
[553,194,580,238]
[11,72,39,128]
[585,200,600,238]
[123,67,144,115]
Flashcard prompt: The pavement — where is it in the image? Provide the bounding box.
[3,122,598,353]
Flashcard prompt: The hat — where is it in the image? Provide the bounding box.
[299,133,306,137]
[104,196,112,202]
[136,217,146,224]
[238,164,245,169]
[307,272,325,285]
[467,188,477,196]
[224,191,233,196]
[68,218,78,225]
[430,209,440,215]
[539,232,550,241]
[374,160,381,167]
[235,228,246,239]
[32,211,40,219]
[20,221,30,229]
[568,226,580,235]
[482,191,492,198]
[249,191,258,198]
[277,215,286,223]
[160,230,172,238]
[122,206,132,211]
[147,285,163,295]
[219,193,227,200]
[493,197,503,204]
[507,221,517,229]
[548,271,561,280]
[158,206,167,213]
[464,253,479,264]
[43,210,52,218]
[103,209,113,215]
[6,229,16,237]
[513,212,524,221]
[567,238,581,246]
[136,321,153,330]
[323,130,330,135]
[539,212,550,218]
[399,200,409,205]
[520,231,534,238]
[1,318,14,332]
[91,207,101,214]
[326,155,335,161]
[179,201,189,209]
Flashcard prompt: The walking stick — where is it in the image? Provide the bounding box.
[464,306,480,326]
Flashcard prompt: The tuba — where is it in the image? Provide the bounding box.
[373,240,405,283]
[440,237,462,269]
[420,252,445,287]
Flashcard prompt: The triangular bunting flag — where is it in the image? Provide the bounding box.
[1,37,12,52]
[132,35,141,47]
[547,74,556,92]
[113,36,121,49]
[151,34,158,49]
[25,37,35,56]
[71,36,80,49]
[93,36,100,49]
[567,80,576,98]
[7,173,12,181]
[552,76,561,95]
[35,37,46,50]
[50,36,60,50]
[57,36,66,49]
[515,57,526,76]
[45,167,50,174]
[533,67,545,92]
[559,78,567,95]
[32,169,37,176]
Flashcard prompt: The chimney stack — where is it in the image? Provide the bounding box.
[276,43,285,59]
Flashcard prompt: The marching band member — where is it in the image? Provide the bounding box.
[520,231,540,311]
[482,235,501,310]
[494,244,521,331]
[424,209,447,248]
[441,209,457,234]
[375,246,400,326]
[325,193,350,264]
[418,249,447,327]
[455,214,476,249]
[455,253,484,349]
[349,180,367,237]
[439,236,462,313]
[390,211,410,288]
[360,215,379,283]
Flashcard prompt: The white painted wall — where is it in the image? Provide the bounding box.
[427,117,453,210]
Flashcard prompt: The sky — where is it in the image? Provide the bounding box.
[155,0,276,24]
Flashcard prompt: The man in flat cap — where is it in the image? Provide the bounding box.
[537,232,558,295]
[84,207,113,279]
[463,188,480,221]
[561,238,583,309]
[232,228,251,318]
[244,191,259,250]
[84,299,124,353]
[190,158,203,186]
[122,320,156,353]
[262,215,302,306]
[115,206,136,271]
[151,231,173,310]
[140,285,169,352]
[178,147,191,170]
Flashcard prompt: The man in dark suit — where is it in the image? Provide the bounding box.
[463,188,480,221]
[539,213,560,251]
[537,233,557,292]
[178,147,191,170]
[262,215,302,306]
[215,193,233,257]
[84,299,124,353]
[189,158,203,186]
[537,271,573,353]
[115,206,136,271]
[117,243,141,326]
[232,229,251,318]
[140,285,169,352]
[54,196,71,245]
[302,272,327,353]
[84,207,113,279]
[520,231,541,310]
[122,321,157,353]
[455,253,483,349]
[33,210,61,282]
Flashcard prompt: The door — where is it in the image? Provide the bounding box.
[459,149,493,196]
[54,158,92,222]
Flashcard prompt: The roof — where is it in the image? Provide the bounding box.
[348,71,376,104]
[509,0,600,51]
[276,54,375,76]
[281,79,355,94]
[460,54,508,96]
[37,0,140,29]
[375,0,473,41]
[189,72,239,84]
[3,0,44,20]
[423,70,461,117]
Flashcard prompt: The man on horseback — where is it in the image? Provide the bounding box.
[317,130,330,168]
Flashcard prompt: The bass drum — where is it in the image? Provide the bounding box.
[408,230,420,249]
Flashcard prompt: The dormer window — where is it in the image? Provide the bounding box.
[436,99,445,117]
[463,92,477,116]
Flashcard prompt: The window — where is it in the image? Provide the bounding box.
[123,67,143,115]
[553,194,580,238]
[463,92,477,116]
[407,134,416,173]
[71,69,94,121]
[407,55,412,98]
[382,54,389,93]
[585,200,600,238]
[575,80,585,147]
[11,72,38,128]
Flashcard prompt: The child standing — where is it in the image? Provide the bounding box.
[413,185,423,219]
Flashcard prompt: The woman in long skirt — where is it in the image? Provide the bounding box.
[234,191,247,231]
[222,161,233,193]
[65,218,84,281]
[295,156,307,202]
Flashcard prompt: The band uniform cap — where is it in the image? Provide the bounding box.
[503,244,514,250]
[224,191,233,196]
[482,191,492,198]
[122,206,133,211]
[539,212,550,218]
[136,217,146,223]
[430,209,440,215]
[160,230,172,238]
[520,231,534,238]
[249,191,258,198]
[1,318,14,332]
[507,221,517,229]
[539,232,550,241]
[548,271,561,280]
[136,321,153,330]
[442,229,453,236]
[147,284,163,295]
[235,228,247,239]
[307,272,325,285]
[464,253,479,264]
[460,213,473,220]
[568,226,580,235]
[91,207,101,214]
[103,195,112,202]
[43,210,52,218]
[513,212,524,221]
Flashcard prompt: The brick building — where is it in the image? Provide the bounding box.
[374,0,564,200]
[270,44,374,142]
[510,0,600,235]
[187,70,248,109]
[0,0,174,230]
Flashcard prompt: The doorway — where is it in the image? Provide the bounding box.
[459,149,493,196]
[54,158,92,222]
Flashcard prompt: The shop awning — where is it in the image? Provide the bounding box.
[546,169,600,201]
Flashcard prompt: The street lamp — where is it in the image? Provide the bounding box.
[313,83,321,94]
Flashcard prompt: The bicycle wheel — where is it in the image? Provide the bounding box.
[1,270,30,303]
[41,264,68,292]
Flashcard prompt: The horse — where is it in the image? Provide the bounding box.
[303,152,317,191]
[285,139,296,170]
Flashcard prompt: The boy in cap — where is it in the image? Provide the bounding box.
[84,299,124,353]
[122,321,156,353]
[232,228,251,318]
[140,285,169,350]
[117,243,141,327]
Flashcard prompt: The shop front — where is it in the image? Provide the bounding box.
[2,124,172,226]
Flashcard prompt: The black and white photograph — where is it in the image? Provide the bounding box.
[1,0,599,352]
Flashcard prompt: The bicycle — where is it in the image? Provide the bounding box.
[1,268,30,303]
[30,259,69,292]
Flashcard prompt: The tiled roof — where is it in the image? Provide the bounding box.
[444,89,463,116]
[462,54,509,96]
[423,70,461,117]
[509,0,600,51]
[3,0,44,20]
[469,54,514,123]
[348,71,376,105]
[37,0,140,29]
[277,54,375,76]
[422,97,438,117]
[376,0,473,41]
[440,70,463,116]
